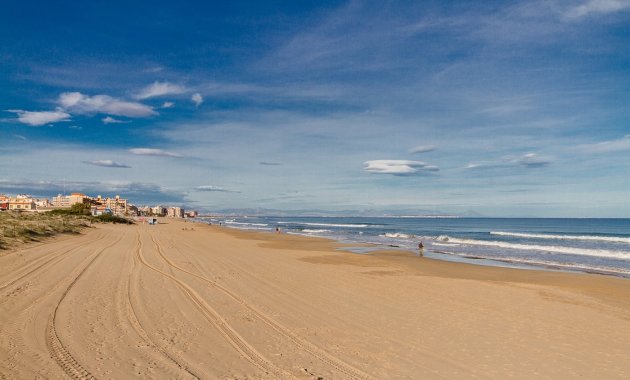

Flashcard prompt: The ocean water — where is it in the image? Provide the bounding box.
[195,217,630,277]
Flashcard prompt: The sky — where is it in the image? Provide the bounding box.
[1,0,630,217]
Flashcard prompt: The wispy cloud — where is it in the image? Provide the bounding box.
[82,159,131,168]
[465,153,553,169]
[364,160,439,175]
[58,92,157,117]
[191,93,203,107]
[408,145,436,154]
[7,109,70,126]
[577,135,630,153]
[13,134,27,141]
[128,148,183,157]
[102,116,130,124]
[518,153,553,168]
[195,185,240,193]
[134,81,188,99]
[161,101,175,109]
[564,0,630,19]
[259,161,282,166]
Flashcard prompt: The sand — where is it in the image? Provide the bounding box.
[1,220,629,379]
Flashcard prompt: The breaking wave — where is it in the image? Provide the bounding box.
[383,232,415,239]
[490,231,630,244]
[437,236,630,260]
[279,222,371,228]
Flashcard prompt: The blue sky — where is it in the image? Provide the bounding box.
[2,0,630,217]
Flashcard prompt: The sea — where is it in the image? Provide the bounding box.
[194,216,630,278]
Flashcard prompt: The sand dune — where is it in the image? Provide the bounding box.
[1,220,629,379]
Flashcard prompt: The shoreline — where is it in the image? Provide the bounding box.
[199,217,630,276]
[2,219,630,378]
[208,221,630,312]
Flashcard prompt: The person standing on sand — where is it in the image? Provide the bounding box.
[418,241,424,257]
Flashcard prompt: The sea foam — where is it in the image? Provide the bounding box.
[438,236,630,260]
[491,231,630,244]
[279,222,371,228]
[383,232,415,239]
[434,250,630,277]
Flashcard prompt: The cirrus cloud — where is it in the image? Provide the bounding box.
[195,185,240,193]
[364,160,439,175]
[564,0,630,19]
[577,135,630,153]
[408,145,436,154]
[465,153,553,170]
[134,81,188,99]
[128,148,183,157]
[102,116,130,124]
[82,160,131,168]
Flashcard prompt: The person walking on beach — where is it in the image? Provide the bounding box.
[418,241,424,257]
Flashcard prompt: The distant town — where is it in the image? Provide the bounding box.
[0,192,198,218]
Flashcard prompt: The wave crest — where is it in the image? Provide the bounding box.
[491,231,630,244]
[444,237,630,260]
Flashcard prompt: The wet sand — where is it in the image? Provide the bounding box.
[1,219,629,379]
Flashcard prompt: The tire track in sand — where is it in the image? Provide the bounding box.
[125,230,200,379]
[0,232,115,377]
[0,232,106,298]
[135,230,296,379]
[45,231,126,379]
[149,231,374,380]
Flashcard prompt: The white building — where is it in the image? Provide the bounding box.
[167,207,184,218]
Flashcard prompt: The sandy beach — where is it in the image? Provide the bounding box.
[1,220,629,379]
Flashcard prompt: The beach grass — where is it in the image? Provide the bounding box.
[0,209,133,251]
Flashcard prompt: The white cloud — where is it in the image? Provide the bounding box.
[364,160,439,175]
[134,81,187,99]
[191,93,204,107]
[13,134,27,141]
[161,101,175,108]
[58,92,157,117]
[195,185,240,193]
[577,135,630,153]
[564,0,630,19]
[8,109,71,126]
[82,160,131,168]
[101,116,130,124]
[128,148,183,157]
[465,153,553,169]
[408,145,436,154]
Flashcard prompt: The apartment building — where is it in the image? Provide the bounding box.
[8,196,36,211]
[167,206,184,218]
[95,195,129,215]
[151,206,166,216]
[52,192,91,208]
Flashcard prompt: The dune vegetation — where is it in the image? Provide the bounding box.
[0,204,133,251]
